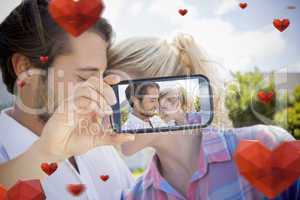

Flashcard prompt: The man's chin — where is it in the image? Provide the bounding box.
[144,111,158,117]
[143,113,155,118]
[121,142,137,156]
[38,112,53,123]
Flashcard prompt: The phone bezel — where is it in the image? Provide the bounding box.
[110,74,214,134]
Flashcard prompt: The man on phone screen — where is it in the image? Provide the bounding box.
[122,82,168,130]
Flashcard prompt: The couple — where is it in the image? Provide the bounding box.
[0,1,299,200]
[122,83,202,131]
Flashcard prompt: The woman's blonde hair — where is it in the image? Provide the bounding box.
[107,33,232,128]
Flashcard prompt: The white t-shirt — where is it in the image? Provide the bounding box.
[0,107,134,200]
[122,113,168,131]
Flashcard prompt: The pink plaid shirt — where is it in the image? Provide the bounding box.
[121,125,299,200]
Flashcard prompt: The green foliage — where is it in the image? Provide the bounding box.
[132,168,145,179]
[121,106,129,125]
[225,69,277,127]
[274,85,300,139]
[225,68,300,139]
[194,96,201,112]
[292,85,300,103]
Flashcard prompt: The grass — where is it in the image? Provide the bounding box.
[132,168,145,179]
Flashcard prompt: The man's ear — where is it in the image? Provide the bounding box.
[131,96,139,107]
[11,53,32,76]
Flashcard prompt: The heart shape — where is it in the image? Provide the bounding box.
[100,175,110,182]
[67,184,86,196]
[234,140,300,198]
[17,80,26,88]
[6,180,46,200]
[39,56,49,64]
[0,185,7,200]
[257,90,274,104]
[178,9,188,16]
[41,162,58,176]
[273,19,290,32]
[239,3,248,9]
[49,0,105,37]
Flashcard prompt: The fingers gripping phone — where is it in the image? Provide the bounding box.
[109,74,214,134]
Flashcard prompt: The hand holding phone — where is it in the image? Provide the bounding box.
[110,74,214,134]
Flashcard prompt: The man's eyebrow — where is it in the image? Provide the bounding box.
[76,67,100,72]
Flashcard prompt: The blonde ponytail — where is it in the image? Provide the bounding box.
[108,34,232,128]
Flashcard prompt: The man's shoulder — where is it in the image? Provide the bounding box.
[122,114,136,128]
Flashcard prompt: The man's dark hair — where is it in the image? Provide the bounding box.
[125,82,160,108]
[0,0,113,94]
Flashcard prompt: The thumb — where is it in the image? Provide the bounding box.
[93,133,135,147]
[104,74,121,85]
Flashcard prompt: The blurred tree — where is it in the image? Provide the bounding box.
[274,85,300,138]
[121,107,129,125]
[194,96,201,112]
[225,69,277,127]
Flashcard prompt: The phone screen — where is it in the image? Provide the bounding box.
[111,74,214,134]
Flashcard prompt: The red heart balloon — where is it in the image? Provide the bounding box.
[234,140,300,198]
[100,175,110,182]
[6,180,46,200]
[0,185,7,200]
[273,19,290,32]
[239,3,248,9]
[41,162,58,176]
[39,56,49,64]
[257,90,274,104]
[17,80,26,88]
[49,0,105,37]
[178,9,188,16]
[66,184,85,196]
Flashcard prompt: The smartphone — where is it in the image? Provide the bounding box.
[110,74,214,134]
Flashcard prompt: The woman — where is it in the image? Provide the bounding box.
[107,34,299,199]
[159,86,202,126]
[0,1,135,199]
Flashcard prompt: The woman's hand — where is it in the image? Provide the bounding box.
[34,74,135,162]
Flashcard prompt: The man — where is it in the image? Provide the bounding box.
[122,82,168,131]
[0,1,134,199]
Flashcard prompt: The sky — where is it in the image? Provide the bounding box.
[101,0,300,75]
[0,0,299,74]
[0,0,299,104]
